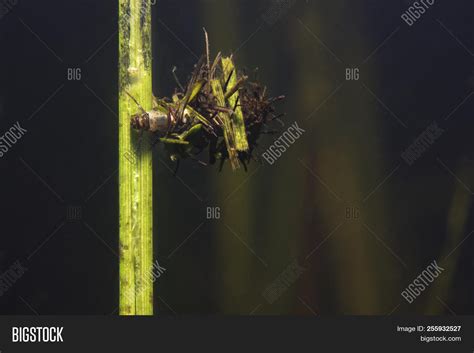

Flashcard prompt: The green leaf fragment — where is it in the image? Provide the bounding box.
[179,123,203,141]
[185,106,212,129]
[221,56,249,152]
[159,138,190,145]
[189,80,204,103]
[210,78,240,170]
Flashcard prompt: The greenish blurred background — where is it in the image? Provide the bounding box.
[0,0,472,315]
[152,0,474,315]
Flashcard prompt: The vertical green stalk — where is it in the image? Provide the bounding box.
[426,165,471,313]
[119,0,153,315]
[201,2,254,313]
[293,7,386,313]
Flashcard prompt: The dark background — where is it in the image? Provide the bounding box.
[0,0,473,315]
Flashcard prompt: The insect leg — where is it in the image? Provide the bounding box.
[172,66,185,92]
[125,90,147,115]
[173,159,180,176]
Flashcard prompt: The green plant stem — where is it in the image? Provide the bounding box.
[426,165,471,313]
[119,0,153,315]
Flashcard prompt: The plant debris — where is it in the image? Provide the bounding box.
[129,31,285,171]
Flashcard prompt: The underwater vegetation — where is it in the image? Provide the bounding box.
[118,0,283,316]
[128,32,285,172]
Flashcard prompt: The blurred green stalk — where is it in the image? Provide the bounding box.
[426,165,471,313]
